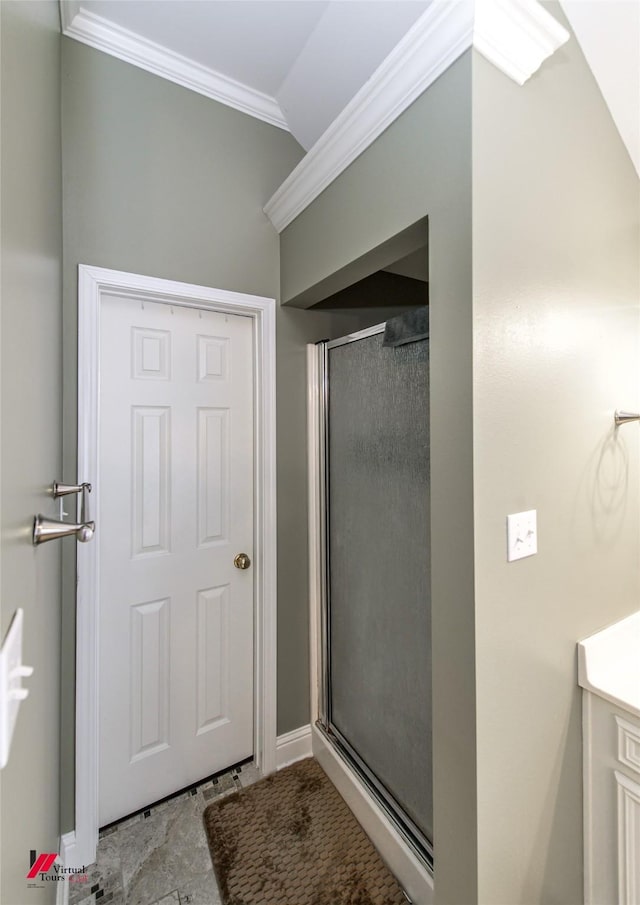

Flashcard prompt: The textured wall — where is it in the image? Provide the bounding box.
[280,17,640,902]
[60,38,367,833]
[281,55,476,905]
[471,9,640,902]
[1,3,63,902]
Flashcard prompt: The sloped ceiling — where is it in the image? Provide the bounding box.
[77,0,329,98]
[60,1,639,174]
[561,0,639,177]
[62,0,430,150]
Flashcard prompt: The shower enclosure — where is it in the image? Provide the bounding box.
[315,320,432,867]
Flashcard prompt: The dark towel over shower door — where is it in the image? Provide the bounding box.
[325,327,432,850]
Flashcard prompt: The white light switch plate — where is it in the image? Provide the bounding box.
[0,609,33,769]
[507,510,537,562]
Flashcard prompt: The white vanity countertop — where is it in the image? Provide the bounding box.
[578,610,640,718]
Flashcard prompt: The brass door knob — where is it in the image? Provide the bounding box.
[234,553,251,570]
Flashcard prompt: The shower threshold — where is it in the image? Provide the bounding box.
[315,721,434,873]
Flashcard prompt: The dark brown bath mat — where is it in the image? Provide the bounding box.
[203,757,408,905]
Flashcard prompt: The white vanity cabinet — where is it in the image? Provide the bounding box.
[579,612,640,905]
[582,694,640,904]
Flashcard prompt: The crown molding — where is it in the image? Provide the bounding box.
[59,0,81,33]
[60,0,569,231]
[264,1,475,233]
[264,0,569,233]
[60,5,289,132]
[474,0,571,87]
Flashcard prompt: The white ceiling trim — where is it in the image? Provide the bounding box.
[60,5,289,131]
[474,0,571,87]
[264,0,569,233]
[60,0,81,32]
[265,1,474,232]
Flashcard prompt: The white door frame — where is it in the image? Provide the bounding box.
[73,264,277,868]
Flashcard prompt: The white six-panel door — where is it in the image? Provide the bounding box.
[98,295,254,826]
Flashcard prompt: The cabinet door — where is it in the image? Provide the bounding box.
[615,770,640,905]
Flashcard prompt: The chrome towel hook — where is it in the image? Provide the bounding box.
[614,411,640,427]
[33,481,95,545]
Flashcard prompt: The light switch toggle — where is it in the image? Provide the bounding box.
[11,666,33,677]
[507,510,538,562]
[9,666,33,701]
[0,610,33,768]
[10,689,29,701]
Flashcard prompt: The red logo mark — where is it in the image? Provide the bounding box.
[26,854,57,879]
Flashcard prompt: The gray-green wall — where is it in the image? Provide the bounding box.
[5,8,636,901]
[281,55,476,905]
[471,8,640,902]
[280,17,639,905]
[60,38,372,834]
[1,3,62,903]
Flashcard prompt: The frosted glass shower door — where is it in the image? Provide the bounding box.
[323,325,432,855]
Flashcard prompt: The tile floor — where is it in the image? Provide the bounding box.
[68,760,262,905]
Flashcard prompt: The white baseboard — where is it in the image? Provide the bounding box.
[61,726,428,904]
[61,729,312,879]
[56,832,76,905]
[312,725,434,905]
[60,830,78,868]
[276,724,312,769]
[55,871,69,905]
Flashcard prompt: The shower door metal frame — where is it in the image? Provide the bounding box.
[315,324,434,871]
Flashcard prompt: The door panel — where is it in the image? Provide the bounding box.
[98,297,254,826]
